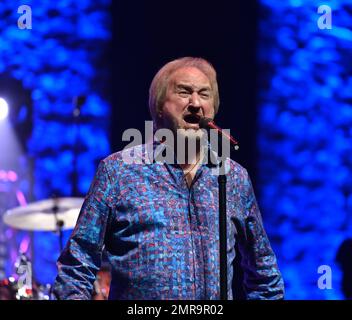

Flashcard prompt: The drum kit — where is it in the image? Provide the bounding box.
[1,197,111,300]
[0,197,83,300]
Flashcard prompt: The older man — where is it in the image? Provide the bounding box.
[53,57,284,300]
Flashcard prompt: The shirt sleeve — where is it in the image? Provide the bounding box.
[52,160,114,300]
[234,168,285,300]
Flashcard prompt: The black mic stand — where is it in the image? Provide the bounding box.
[218,142,239,300]
[198,117,240,300]
[207,135,229,300]
[218,160,228,300]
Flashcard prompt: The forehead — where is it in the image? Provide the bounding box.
[168,67,211,88]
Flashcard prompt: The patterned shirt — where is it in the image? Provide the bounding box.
[53,142,284,300]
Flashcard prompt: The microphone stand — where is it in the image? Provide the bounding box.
[218,161,228,300]
[199,117,239,300]
[218,143,239,300]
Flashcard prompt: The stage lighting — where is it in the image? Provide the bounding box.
[0,97,9,120]
[0,77,33,151]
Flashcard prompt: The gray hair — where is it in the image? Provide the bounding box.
[149,57,220,128]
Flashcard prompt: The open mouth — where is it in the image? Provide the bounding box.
[183,114,201,124]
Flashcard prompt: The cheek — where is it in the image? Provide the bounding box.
[164,100,185,115]
[162,105,182,125]
[204,103,215,118]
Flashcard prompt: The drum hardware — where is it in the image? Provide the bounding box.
[14,252,33,300]
[3,197,84,232]
[1,197,84,300]
[0,253,52,300]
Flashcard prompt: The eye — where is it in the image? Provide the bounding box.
[178,91,190,97]
[200,92,210,99]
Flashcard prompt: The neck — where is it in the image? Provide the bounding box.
[158,128,206,168]
[178,143,205,171]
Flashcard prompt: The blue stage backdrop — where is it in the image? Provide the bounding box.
[257,0,352,299]
[1,0,351,299]
[0,0,111,284]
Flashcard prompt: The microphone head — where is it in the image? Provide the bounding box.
[198,117,213,129]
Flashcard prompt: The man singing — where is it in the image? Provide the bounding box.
[53,57,284,300]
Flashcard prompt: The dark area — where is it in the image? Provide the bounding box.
[111,0,259,181]
[336,239,352,300]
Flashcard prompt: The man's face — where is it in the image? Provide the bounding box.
[159,67,215,134]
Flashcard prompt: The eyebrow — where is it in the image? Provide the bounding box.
[175,83,212,92]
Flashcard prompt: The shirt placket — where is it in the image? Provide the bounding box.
[185,167,207,299]
[164,161,207,299]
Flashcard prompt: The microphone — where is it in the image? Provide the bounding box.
[199,117,239,150]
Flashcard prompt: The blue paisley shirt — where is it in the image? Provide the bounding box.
[53,142,284,300]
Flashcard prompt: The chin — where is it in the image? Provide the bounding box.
[177,128,205,140]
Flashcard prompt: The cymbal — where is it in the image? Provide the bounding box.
[3,197,84,231]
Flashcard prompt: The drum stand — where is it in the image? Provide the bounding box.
[15,252,33,299]
[52,198,64,252]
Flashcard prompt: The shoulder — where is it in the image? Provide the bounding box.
[226,158,252,187]
[227,158,247,175]
[218,157,248,180]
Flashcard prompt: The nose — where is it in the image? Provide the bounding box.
[187,104,202,115]
[189,92,202,107]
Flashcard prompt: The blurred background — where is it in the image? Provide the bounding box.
[0,0,351,299]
